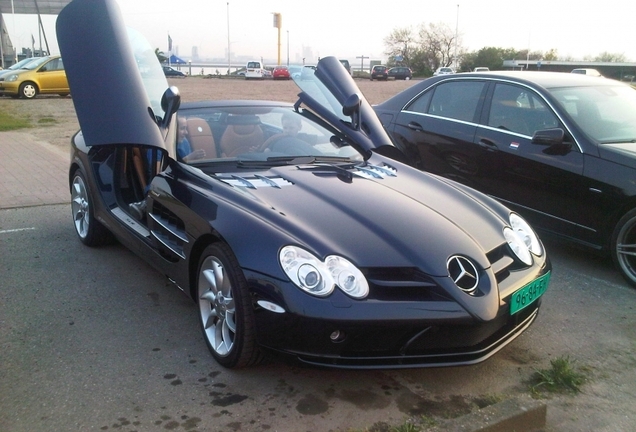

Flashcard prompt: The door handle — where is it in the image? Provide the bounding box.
[477,139,499,152]
[407,121,424,132]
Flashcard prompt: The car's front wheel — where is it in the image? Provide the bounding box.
[196,243,262,368]
[70,169,112,246]
[19,82,37,99]
[611,208,636,287]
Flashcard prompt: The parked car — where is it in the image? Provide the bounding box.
[57,0,551,369]
[339,59,352,75]
[375,70,636,286]
[433,67,455,76]
[388,66,412,80]
[0,55,69,99]
[571,68,603,77]
[474,67,490,72]
[300,65,316,80]
[370,65,388,81]
[288,65,302,79]
[272,65,291,80]
[0,57,40,80]
[245,60,265,79]
[163,66,186,77]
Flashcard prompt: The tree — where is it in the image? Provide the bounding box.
[155,48,168,64]
[418,22,459,71]
[383,27,416,67]
[594,52,627,62]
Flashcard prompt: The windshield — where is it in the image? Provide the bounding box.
[127,27,167,119]
[9,58,36,70]
[24,57,50,70]
[176,105,363,165]
[550,84,636,143]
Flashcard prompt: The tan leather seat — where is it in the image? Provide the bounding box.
[186,117,217,159]
[219,116,264,157]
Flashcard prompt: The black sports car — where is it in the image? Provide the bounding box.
[57,0,550,369]
[375,71,636,287]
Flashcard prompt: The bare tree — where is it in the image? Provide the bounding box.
[418,22,458,70]
[383,27,416,66]
[595,52,627,62]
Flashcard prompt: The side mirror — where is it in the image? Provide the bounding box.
[342,93,361,130]
[532,128,564,146]
[160,86,181,129]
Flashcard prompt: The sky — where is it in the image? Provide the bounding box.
[3,0,635,65]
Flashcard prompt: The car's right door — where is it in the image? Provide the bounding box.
[472,82,591,242]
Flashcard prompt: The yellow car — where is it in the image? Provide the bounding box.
[0,55,69,99]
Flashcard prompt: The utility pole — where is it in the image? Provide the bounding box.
[356,55,369,73]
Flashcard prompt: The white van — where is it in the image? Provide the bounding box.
[245,60,264,79]
[571,68,603,77]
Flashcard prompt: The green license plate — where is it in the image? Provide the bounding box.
[510,271,550,315]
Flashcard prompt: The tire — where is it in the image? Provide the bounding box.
[19,82,37,99]
[196,243,262,368]
[70,169,112,246]
[405,76,411,80]
[611,209,636,287]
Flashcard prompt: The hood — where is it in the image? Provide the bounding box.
[56,0,167,149]
[598,143,636,169]
[213,155,508,276]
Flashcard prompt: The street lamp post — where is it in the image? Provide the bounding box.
[286,30,289,66]
[454,4,459,70]
[227,2,231,74]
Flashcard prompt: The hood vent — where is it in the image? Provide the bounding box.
[218,174,293,189]
[354,163,397,179]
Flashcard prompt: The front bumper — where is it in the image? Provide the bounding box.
[246,263,548,369]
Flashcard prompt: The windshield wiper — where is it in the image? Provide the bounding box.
[235,155,351,169]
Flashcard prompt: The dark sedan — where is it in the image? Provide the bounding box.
[375,71,636,286]
[388,66,412,80]
[163,66,186,77]
[57,0,551,369]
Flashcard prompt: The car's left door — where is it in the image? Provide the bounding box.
[37,57,68,92]
[471,82,589,241]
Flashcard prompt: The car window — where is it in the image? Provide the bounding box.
[425,81,485,122]
[551,85,636,143]
[488,84,559,136]
[42,58,64,72]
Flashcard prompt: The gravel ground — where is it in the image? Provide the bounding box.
[0,76,418,149]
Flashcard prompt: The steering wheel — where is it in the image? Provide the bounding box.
[258,133,287,152]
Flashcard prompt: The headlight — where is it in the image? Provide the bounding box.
[504,213,543,265]
[6,74,19,82]
[280,246,369,299]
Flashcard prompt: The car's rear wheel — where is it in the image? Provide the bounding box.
[70,169,112,246]
[196,243,262,368]
[19,82,37,99]
[611,208,636,287]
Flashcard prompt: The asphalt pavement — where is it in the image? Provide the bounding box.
[0,131,69,209]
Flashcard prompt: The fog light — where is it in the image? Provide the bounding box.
[329,330,346,343]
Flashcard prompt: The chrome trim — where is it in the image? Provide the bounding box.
[151,230,186,260]
[400,76,584,154]
[111,206,150,237]
[148,212,188,243]
[447,255,479,292]
[219,175,293,189]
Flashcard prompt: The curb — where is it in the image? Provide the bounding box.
[432,396,546,432]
